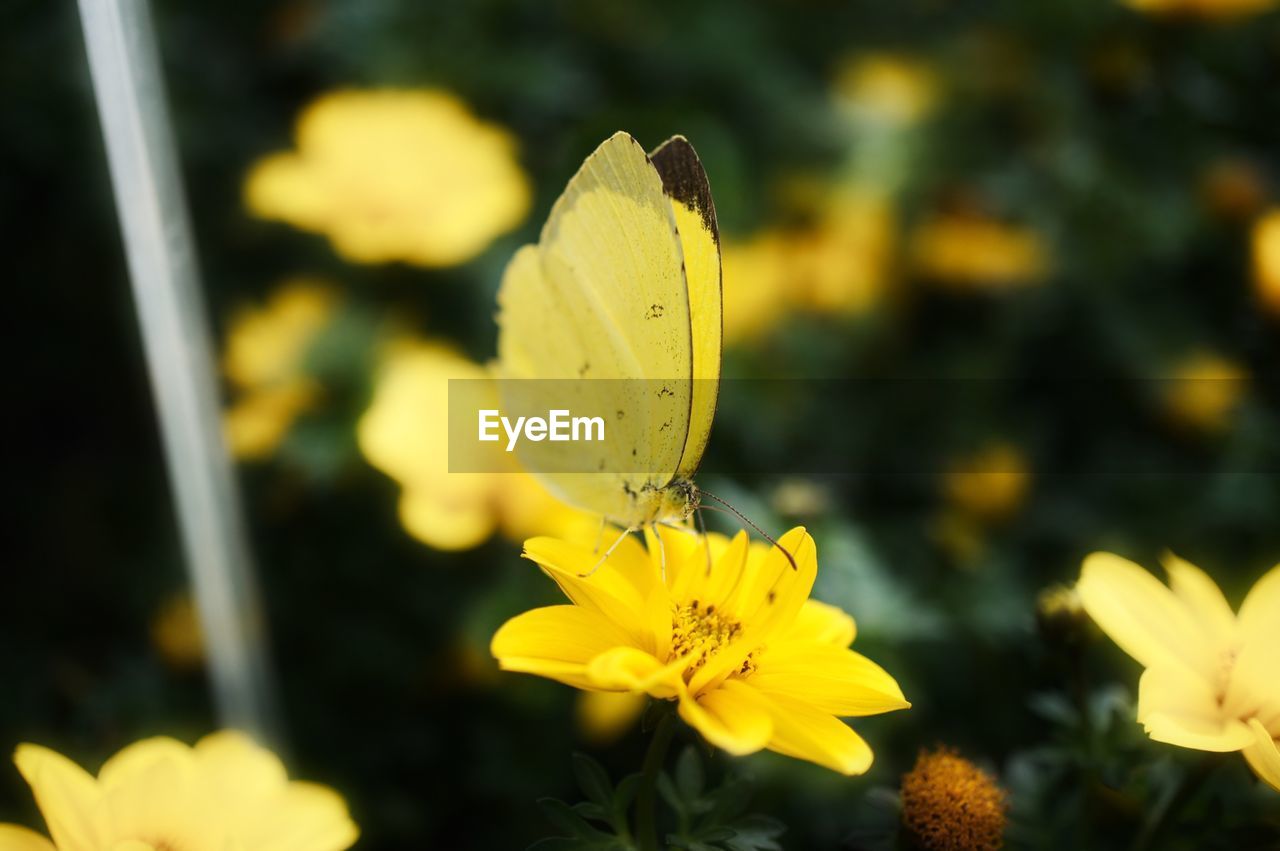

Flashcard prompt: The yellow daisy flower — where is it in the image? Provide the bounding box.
[491,527,910,774]
[1163,351,1247,433]
[1252,209,1280,316]
[245,89,530,267]
[720,189,896,344]
[1077,553,1280,792]
[942,443,1031,524]
[911,214,1049,290]
[832,53,938,127]
[0,731,358,851]
[900,747,1008,851]
[222,280,338,460]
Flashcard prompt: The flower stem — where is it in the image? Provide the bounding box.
[636,707,677,851]
[1131,754,1219,851]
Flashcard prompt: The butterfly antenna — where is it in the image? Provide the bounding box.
[698,489,798,571]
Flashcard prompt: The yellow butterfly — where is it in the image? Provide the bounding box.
[495,132,722,549]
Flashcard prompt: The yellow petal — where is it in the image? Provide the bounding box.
[678,680,773,756]
[97,737,192,791]
[1137,666,1254,752]
[749,644,909,717]
[646,584,674,664]
[586,647,681,698]
[241,781,359,851]
[755,691,874,775]
[522,538,653,650]
[492,605,634,688]
[727,528,817,640]
[1238,564,1280,652]
[1077,552,1215,680]
[779,600,856,647]
[695,531,751,611]
[0,825,56,851]
[1242,719,1280,794]
[95,738,197,843]
[1160,552,1238,645]
[644,525,705,591]
[192,731,288,816]
[1223,638,1280,729]
[13,744,101,851]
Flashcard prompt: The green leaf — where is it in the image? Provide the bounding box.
[614,773,642,809]
[675,746,706,800]
[573,752,614,806]
[723,814,785,851]
[573,801,612,824]
[537,798,612,840]
[657,772,687,818]
[703,779,751,824]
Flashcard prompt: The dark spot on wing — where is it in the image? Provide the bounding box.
[578,361,590,377]
[645,303,665,319]
[650,136,720,246]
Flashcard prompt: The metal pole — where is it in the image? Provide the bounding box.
[76,0,279,743]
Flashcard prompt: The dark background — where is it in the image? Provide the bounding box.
[4,0,1280,848]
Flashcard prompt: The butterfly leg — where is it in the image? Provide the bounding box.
[693,507,712,576]
[656,525,667,583]
[592,515,607,554]
[579,525,635,578]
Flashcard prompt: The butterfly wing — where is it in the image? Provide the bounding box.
[650,136,722,479]
[496,132,694,525]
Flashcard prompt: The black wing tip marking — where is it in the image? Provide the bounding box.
[649,136,720,246]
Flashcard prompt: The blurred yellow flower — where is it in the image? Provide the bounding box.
[721,190,896,344]
[792,191,897,314]
[245,89,530,267]
[222,280,337,460]
[150,593,204,671]
[900,747,1007,851]
[1077,553,1280,792]
[357,340,595,551]
[911,214,1049,290]
[720,234,793,344]
[492,527,910,774]
[0,731,358,851]
[942,443,1031,523]
[1163,351,1247,432]
[1123,0,1278,18]
[576,691,648,745]
[832,53,938,126]
[1252,209,1280,315]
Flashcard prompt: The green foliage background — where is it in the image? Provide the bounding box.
[3,0,1280,848]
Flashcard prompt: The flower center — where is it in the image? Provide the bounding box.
[670,600,742,677]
